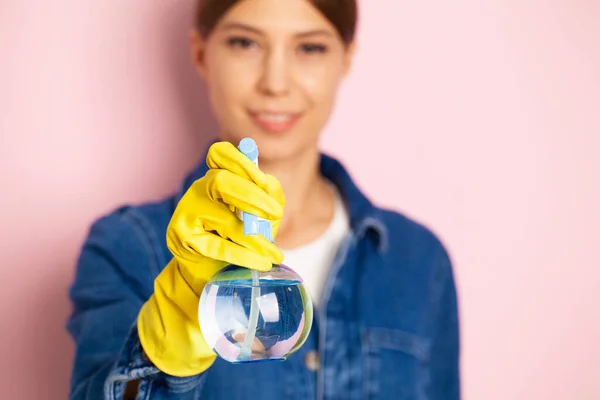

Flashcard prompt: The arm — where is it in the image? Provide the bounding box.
[66,211,204,399]
[428,245,461,399]
[66,141,285,398]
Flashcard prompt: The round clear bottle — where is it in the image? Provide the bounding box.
[198,263,313,363]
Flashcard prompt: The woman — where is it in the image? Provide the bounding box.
[66,0,461,399]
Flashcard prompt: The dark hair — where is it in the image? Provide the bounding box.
[194,0,358,45]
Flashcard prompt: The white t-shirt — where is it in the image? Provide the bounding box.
[281,185,350,307]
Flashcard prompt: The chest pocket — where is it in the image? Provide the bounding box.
[361,328,431,400]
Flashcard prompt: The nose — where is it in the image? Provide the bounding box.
[257,48,291,97]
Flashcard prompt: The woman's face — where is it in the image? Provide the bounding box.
[190,0,354,163]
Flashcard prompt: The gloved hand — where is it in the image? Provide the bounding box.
[138,141,286,377]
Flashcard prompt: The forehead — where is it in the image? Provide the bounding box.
[216,0,337,34]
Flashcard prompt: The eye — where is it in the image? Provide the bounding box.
[299,43,328,54]
[227,36,258,50]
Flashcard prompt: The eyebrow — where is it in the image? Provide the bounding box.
[220,22,334,38]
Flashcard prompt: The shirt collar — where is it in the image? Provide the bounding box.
[175,146,388,254]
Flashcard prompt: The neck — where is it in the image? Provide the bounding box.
[259,145,335,250]
[259,148,324,220]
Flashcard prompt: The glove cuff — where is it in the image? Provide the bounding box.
[138,258,217,377]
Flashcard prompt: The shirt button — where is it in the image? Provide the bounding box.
[304,350,319,371]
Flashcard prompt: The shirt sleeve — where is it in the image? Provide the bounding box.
[428,244,461,399]
[66,209,206,399]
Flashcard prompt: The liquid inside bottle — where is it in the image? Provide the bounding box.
[199,264,313,363]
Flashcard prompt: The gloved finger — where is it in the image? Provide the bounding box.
[201,209,283,264]
[206,142,286,208]
[171,230,279,272]
[168,200,283,266]
[201,169,283,221]
[206,142,266,185]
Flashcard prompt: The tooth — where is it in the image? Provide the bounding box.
[259,113,291,123]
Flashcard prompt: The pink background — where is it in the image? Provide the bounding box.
[1,1,599,399]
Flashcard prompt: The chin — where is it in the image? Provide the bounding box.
[221,128,318,165]
[253,139,297,164]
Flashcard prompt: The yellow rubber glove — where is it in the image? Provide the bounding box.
[138,141,286,377]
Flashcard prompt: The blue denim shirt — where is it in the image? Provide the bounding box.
[66,151,461,400]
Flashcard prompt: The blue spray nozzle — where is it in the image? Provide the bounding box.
[238,137,259,162]
[237,138,273,242]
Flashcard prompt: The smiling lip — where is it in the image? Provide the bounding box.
[249,111,301,134]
